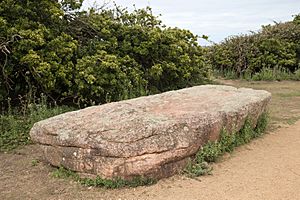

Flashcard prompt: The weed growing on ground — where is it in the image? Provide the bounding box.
[254,112,269,136]
[31,159,40,167]
[184,160,212,177]
[185,112,269,177]
[52,167,157,189]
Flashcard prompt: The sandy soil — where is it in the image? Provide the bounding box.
[1,81,300,200]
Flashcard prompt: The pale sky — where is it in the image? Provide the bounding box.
[82,0,300,45]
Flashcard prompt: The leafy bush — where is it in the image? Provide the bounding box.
[209,15,300,80]
[75,51,147,103]
[0,1,211,107]
[196,141,221,163]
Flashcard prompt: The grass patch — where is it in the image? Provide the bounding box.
[52,166,157,189]
[0,97,74,152]
[277,91,300,98]
[184,112,269,177]
[215,67,300,81]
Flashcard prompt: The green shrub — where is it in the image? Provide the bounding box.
[184,160,212,177]
[219,128,236,153]
[195,141,221,163]
[254,112,269,137]
[0,1,211,107]
[208,15,300,80]
[234,118,255,146]
[75,51,147,103]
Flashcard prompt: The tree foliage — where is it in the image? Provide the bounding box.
[208,15,300,79]
[0,0,211,107]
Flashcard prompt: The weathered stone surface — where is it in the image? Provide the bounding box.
[30,85,271,179]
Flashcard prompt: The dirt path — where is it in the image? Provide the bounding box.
[1,81,300,200]
[1,121,299,200]
[118,120,300,200]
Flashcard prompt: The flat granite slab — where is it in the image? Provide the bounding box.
[30,85,271,179]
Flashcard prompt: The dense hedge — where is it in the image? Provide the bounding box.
[208,14,300,80]
[0,0,211,107]
[1,0,299,109]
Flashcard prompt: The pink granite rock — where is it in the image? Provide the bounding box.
[30,85,271,179]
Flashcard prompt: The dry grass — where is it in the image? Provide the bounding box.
[217,80,300,129]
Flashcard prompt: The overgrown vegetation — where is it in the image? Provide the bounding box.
[185,112,269,177]
[0,0,211,108]
[52,166,157,189]
[0,95,73,152]
[209,14,300,80]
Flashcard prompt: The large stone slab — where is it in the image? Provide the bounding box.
[30,85,271,179]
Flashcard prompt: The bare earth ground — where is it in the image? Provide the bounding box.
[1,80,300,200]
